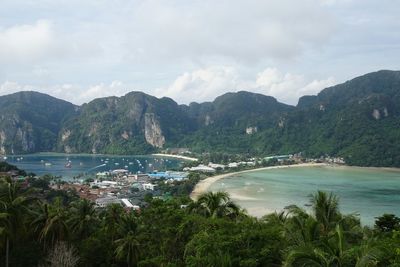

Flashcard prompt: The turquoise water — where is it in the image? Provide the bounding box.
[4,153,182,180]
[208,166,400,225]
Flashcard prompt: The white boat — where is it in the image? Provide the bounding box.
[44,162,52,166]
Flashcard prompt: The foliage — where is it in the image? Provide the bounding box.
[2,71,400,167]
[1,171,400,266]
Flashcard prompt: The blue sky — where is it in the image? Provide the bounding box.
[0,0,399,105]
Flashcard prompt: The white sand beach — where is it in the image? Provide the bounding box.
[152,153,198,161]
[190,162,328,200]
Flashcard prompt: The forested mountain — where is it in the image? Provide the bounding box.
[0,91,78,154]
[0,70,399,166]
[58,92,195,155]
[278,70,400,166]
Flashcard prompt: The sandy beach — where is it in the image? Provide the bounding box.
[152,153,198,161]
[190,162,328,200]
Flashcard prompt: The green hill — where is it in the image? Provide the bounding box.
[0,70,399,166]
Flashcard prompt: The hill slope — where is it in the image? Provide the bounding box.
[0,91,77,154]
[0,70,399,167]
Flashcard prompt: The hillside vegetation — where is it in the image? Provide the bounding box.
[1,70,400,167]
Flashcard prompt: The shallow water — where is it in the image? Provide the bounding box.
[209,165,400,225]
[4,153,182,180]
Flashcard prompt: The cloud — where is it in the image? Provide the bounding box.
[128,0,335,64]
[254,68,336,104]
[156,66,335,105]
[0,80,130,105]
[1,66,335,106]
[0,20,54,64]
[153,66,247,104]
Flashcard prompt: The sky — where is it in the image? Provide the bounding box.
[0,0,399,106]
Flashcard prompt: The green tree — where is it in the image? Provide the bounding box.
[115,213,140,267]
[32,198,69,247]
[68,199,98,240]
[189,191,241,218]
[375,214,400,233]
[0,176,31,267]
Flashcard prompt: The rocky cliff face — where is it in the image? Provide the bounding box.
[144,113,165,148]
[0,91,77,154]
[0,130,6,155]
[1,70,400,167]
[57,92,192,154]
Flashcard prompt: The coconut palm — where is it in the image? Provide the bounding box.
[284,225,349,267]
[68,199,98,239]
[32,197,69,246]
[0,176,31,267]
[192,191,241,218]
[103,203,125,242]
[115,213,140,267]
[310,191,341,233]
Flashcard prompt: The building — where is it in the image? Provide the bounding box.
[120,198,139,210]
[208,163,226,169]
[143,183,157,191]
[228,162,239,168]
[95,196,121,208]
[148,171,187,180]
[188,165,216,173]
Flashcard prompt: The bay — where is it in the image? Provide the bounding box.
[209,165,400,225]
[4,153,183,180]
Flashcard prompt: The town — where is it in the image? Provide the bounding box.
[1,152,345,213]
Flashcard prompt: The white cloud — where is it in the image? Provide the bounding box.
[128,0,335,64]
[0,67,335,106]
[254,68,335,104]
[153,66,247,104]
[156,66,335,105]
[0,80,130,105]
[0,20,54,64]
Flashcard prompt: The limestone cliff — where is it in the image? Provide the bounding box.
[144,113,165,148]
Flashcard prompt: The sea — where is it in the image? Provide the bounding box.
[3,153,183,180]
[209,165,400,225]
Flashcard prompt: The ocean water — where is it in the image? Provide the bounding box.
[209,165,400,225]
[4,153,182,180]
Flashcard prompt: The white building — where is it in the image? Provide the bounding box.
[143,183,157,191]
[228,162,239,168]
[208,162,226,169]
[189,165,216,173]
[95,196,120,208]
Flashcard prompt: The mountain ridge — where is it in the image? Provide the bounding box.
[1,70,399,167]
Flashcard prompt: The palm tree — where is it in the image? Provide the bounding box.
[284,225,348,267]
[191,191,241,218]
[103,203,125,242]
[310,191,341,233]
[32,197,69,246]
[0,176,31,267]
[114,213,140,267]
[68,199,98,240]
[284,194,378,267]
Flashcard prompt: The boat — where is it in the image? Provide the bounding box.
[44,162,52,166]
[65,162,72,168]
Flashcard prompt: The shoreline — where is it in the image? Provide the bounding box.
[151,153,198,161]
[190,162,328,200]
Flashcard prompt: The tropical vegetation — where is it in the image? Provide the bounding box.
[1,70,400,167]
[1,169,400,266]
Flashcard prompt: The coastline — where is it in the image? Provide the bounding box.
[152,153,198,161]
[190,162,328,200]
